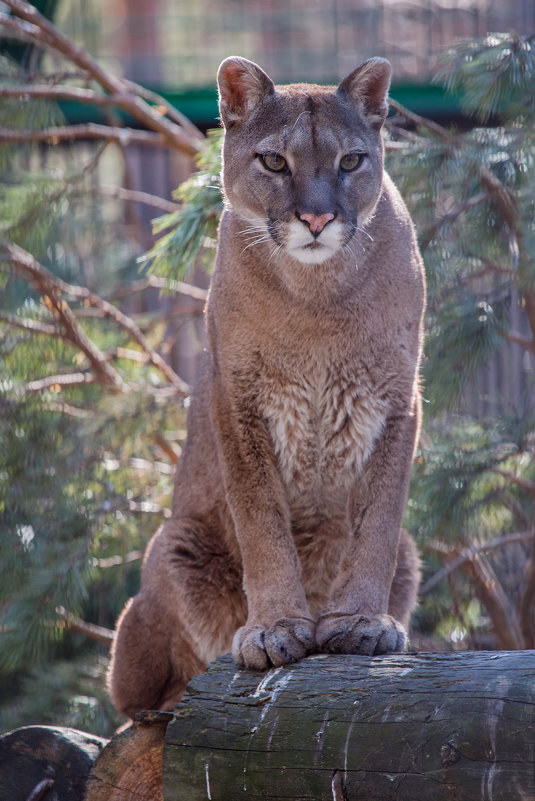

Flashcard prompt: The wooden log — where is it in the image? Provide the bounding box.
[85,710,172,801]
[0,725,107,801]
[163,651,535,801]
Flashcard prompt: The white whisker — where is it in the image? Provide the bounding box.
[241,234,272,253]
[268,243,284,263]
[356,226,374,243]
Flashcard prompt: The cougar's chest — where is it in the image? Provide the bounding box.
[261,362,386,507]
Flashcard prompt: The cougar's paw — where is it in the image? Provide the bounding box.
[232,617,315,671]
[316,613,406,656]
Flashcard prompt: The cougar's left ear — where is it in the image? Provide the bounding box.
[217,57,275,128]
[337,57,392,129]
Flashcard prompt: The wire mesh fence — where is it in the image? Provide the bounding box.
[57,0,535,88]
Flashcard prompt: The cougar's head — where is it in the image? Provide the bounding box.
[217,56,391,266]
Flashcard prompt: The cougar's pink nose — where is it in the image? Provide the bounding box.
[300,212,335,234]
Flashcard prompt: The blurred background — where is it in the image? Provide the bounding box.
[61,0,534,102]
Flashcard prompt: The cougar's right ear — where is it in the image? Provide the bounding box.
[217,57,275,128]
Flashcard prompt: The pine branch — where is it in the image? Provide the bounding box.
[1,243,129,391]
[419,191,488,251]
[1,243,191,395]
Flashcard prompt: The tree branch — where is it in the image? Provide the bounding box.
[492,468,535,497]
[56,606,115,645]
[420,191,488,250]
[2,0,203,157]
[95,550,143,569]
[0,312,58,337]
[1,243,129,391]
[458,550,524,650]
[1,243,191,395]
[98,184,179,213]
[420,531,535,595]
[388,97,453,143]
[110,274,208,302]
[0,123,168,149]
[25,372,96,393]
[1,82,204,149]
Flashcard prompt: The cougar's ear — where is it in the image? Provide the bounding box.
[217,57,275,128]
[337,57,392,129]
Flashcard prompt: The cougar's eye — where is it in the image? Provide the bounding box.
[259,152,288,173]
[340,152,364,172]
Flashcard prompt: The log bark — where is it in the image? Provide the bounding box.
[163,651,535,801]
[0,725,107,801]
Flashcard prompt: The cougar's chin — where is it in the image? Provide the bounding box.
[284,219,345,265]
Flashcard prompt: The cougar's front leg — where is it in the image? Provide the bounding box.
[211,378,315,670]
[316,398,421,656]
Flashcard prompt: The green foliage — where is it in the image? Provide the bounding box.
[386,33,535,649]
[0,56,185,734]
[142,128,224,281]
[435,33,535,122]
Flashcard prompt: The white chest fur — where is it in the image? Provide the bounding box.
[261,363,386,513]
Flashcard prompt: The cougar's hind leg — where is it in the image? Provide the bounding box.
[109,518,246,719]
[108,590,204,719]
[388,528,422,630]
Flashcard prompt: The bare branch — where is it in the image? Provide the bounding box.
[25,372,96,393]
[110,274,208,302]
[41,401,94,419]
[0,123,168,149]
[0,312,58,336]
[96,550,143,568]
[420,531,535,595]
[388,97,453,143]
[98,185,179,213]
[123,78,204,142]
[463,551,524,650]
[2,0,203,157]
[1,81,204,149]
[56,606,115,645]
[0,84,133,105]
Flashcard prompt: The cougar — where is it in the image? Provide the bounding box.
[109,55,425,718]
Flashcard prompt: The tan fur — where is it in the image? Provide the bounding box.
[108,56,425,718]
